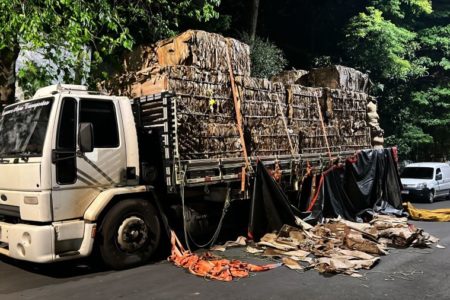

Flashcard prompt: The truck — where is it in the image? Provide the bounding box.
[0,84,357,269]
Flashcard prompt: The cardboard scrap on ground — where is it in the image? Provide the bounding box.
[244,214,438,277]
[210,236,247,252]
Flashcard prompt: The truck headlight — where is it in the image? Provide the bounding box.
[416,183,427,189]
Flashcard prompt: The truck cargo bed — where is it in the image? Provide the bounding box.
[133,93,363,192]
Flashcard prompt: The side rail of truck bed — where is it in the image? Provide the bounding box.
[133,93,366,193]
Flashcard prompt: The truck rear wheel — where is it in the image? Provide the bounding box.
[97,199,161,269]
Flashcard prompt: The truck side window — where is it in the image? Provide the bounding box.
[80,100,119,148]
[435,168,443,181]
[56,98,77,184]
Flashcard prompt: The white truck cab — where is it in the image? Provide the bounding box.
[400,162,450,203]
[0,84,159,268]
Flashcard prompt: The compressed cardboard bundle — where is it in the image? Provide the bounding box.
[285,85,371,153]
[299,125,342,154]
[149,30,250,76]
[327,89,372,151]
[298,65,371,93]
[238,77,297,156]
[287,85,322,128]
[100,28,380,158]
[116,65,296,159]
[122,45,156,73]
[271,70,309,85]
[119,30,251,76]
[177,113,242,160]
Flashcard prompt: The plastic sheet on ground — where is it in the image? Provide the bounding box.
[406,202,450,222]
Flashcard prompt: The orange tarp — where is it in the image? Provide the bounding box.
[168,231,280,281]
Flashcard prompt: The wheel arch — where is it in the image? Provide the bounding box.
[84,186,158,223]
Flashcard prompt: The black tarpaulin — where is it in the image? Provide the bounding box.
[308,148,405,222]
[248,161,297,242]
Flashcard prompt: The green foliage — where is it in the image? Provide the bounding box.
[17,61,56,99]
[342,1,450,160]
[116,0,220,43]
[0,0,220,96]
[370,0,432,19]
[241,33,288,79]
[344,7,420,80]
[412,86,450,131]
[313,56,333,68]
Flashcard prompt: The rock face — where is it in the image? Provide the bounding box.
[100,30,383,159]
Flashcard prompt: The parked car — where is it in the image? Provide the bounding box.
[400,162,450,203]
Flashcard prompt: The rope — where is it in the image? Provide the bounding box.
[275,94,296,156]
[315,93,332,163]
[181,170,232,251]
[225,40,251,187]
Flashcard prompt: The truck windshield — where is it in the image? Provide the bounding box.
[400,167,434,180]
[0,98,53,158]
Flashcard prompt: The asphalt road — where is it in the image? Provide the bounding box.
[1,201,450,300]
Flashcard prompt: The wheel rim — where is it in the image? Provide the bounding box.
[117,216,149,252]
[429,192,434,202]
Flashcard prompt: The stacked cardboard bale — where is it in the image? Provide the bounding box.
[271,69,309,85]
[102,30,381,159]
[131,65,241,160]
[238,77,297,156]
[292,66,377,153]
[326,89,372,151]
[298,65,371,94]
[104,31,298,159]
[121,30,250,76]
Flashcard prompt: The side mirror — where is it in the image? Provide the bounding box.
[436,173,443,181]
[79,123,94,153]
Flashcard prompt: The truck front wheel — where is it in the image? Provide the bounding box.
[427,190,435,204]
[97,199,161,269]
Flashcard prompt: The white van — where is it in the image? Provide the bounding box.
[400,162,450,203]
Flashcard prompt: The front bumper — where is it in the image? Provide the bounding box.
[0,221,95,263]
[401,188,430,200]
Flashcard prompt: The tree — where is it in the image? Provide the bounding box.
[0,0,220,105]
[344,7,421,81]
[250,0,260,41]
[0,0,132,106]
[343,0,450,159]
[241,33,287,78]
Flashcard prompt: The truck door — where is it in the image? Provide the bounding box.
[51,97,127,221]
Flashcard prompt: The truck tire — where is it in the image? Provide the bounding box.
[97,199,161,269]
[427,190,435,204]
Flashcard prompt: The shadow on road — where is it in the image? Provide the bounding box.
[0,256,107,279]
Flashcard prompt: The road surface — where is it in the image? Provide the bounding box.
[1,201,449,300]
